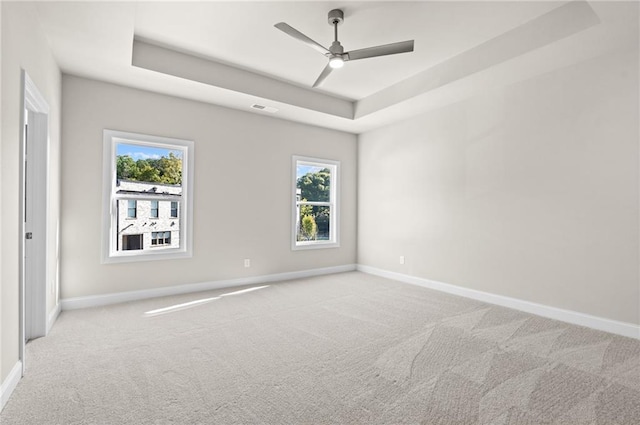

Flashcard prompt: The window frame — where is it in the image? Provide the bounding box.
[102,130,194,263]
[291,155,340,250]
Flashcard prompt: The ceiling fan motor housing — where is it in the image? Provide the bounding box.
[330,41,344,55]
[328,9,344,25]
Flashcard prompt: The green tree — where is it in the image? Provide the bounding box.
[158,152,182,185]
[300,201,313,217]
[300,215,318,241]
[116,153,182,185]
[297,169,330,202]
[135,161,161,182]
[117,155,137,180]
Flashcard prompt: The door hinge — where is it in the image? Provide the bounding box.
[25,232,33,240]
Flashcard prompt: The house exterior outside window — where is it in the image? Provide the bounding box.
[116,181,181,251]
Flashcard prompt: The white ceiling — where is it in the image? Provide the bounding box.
[33,1,638,134]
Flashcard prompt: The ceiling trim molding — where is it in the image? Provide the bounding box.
[132,39,354,120]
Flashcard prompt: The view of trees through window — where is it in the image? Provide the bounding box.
[116,145,183,184]
[296,165,331,242]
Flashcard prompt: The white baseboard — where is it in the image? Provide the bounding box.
[61,264,357,310]
[47,302,61,334]
[357,265,640,340]
[0,361,22,412]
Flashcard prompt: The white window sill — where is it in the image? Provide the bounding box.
[292,241,340,251]
[102,249,191,264]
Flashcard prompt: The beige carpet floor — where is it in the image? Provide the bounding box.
[1,271,639,424]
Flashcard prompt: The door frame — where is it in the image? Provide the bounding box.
[19,70,50,373]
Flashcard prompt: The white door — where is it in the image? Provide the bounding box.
[24,111,48,341]
[21,71,49,354]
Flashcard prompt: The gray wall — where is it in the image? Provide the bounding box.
[358,47,639,325]
[1,2,62,384]
[61,76,357,299]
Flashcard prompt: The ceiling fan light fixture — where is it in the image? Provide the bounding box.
[275,8,414,87]
[329,55,344,69]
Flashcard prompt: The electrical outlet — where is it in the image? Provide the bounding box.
[399,256,405,265]
[244,259,251,268]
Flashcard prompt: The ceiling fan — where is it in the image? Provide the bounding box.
[275,9,415,88]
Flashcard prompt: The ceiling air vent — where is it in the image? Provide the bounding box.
[250,103,278,113]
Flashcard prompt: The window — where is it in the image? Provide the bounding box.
[170,201,178,218]
[292,156,339,250]
[151,231,171,246]
[150,200,159,218]
[102,130,194,263]
[127,200,137,218]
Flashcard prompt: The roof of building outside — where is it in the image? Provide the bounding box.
[117,180,182,197]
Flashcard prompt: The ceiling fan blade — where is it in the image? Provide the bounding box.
[274,22,330,55]
[312,63,333,88]
[346,40,414,61]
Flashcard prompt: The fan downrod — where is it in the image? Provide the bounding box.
[327,9,344,26]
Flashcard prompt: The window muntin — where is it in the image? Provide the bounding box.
[150,200,159,218]
[102,130,194,263]
[292,156,339,250]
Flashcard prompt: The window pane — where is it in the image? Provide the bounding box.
[296,164,331,202]
[116,143,183,185]
[112,138,186,256]
[297,205,331,242]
